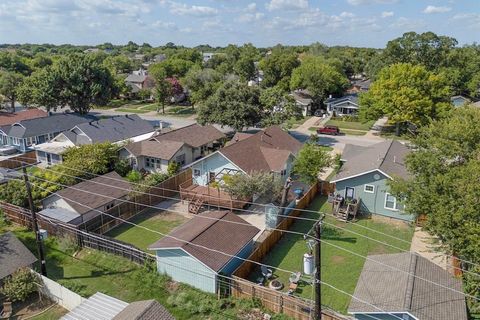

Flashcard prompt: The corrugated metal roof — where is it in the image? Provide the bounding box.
[38,208,80,223]
[61,292,129,320]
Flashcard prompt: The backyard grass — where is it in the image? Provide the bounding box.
[1,222,285,320]
[326,119,375,131]
[105,208,188,251]
[30,305,68,320]
[250,196,414,314]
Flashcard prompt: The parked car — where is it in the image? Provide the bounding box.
[314,109,326,117]
[317,125,340,135]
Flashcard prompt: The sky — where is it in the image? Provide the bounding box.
[0,0,478,48]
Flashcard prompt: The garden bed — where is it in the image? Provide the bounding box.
[248,195,414,314]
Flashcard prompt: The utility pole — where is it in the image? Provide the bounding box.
[314,214,325,320]
[22,166,47,276]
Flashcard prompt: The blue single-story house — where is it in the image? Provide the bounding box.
[325,94,360,116]
[148,211,259,293]
[331,140,413,221]
[187,126,302,186]
[348,252,468,320]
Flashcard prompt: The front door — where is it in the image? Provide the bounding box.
[345,187,355,201]
[209,171,216,183]
[46,153,52,165]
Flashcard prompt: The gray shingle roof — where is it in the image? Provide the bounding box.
[50,171,131,216]
[325,94,359,106]
[113,300,175,320]
[0,232,37,280]
[332,140,410,182]
[71,114,155,144]
[125,73,147,83]
[291,90,313,105]
[149,211,259,272]
[124,139,184,160]
[154,124,226,148]
[348,252,468,320]
[220,126,302,173]
[7,113,94,139]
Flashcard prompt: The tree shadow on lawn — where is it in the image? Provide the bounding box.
[105,208,159,238]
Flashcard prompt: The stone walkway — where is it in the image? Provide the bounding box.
[410,227,450,271]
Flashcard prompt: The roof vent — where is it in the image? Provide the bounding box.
[393,156,397,163]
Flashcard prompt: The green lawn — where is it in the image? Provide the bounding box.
[251,196,414,314]
[116,108,150,114]
[30,305,68,320]
[341,129,367,136]
[105,209,188,251]
[326,119,375,131]
[1,222,277,320]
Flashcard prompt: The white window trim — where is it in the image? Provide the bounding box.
[193,169,201,177]
[384,192,398,211]
[364,184,375,193]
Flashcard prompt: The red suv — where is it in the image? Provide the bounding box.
[317,125,340,135]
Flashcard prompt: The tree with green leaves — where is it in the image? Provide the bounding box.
[290,56,349,102]
[234,56,256,81]
[359,63,451,135]
[18,54,114,114]
[0,71,24,112]
[292,143,332,185]
[258,51,300,90]
[1,268,40,302]
[223,172,283,202]
[388,107,480,312]
[197,80,261,131]
[260,85,302,126]
[182,68,222,109]
[62,142,118,176]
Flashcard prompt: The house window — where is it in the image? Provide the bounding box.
[364,185,375,193]
[280,169,287,176]
[385,193,398,211]
[145,157,151,168]
[175,154,186,166]
[193,169,201,177]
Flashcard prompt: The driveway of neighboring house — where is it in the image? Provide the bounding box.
[410,227,450,271]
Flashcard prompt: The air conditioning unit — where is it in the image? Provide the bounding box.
[39,229,48,240]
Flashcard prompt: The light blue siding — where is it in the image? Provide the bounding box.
[155,249,217,293]
[335,171,413,221]
[354,313,414,320]
[190,152,243,186]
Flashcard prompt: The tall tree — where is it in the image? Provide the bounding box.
[0,71,24,112]
[292,143,332,185]
[197,80,261,131]
[359,63,451,135]
[19,54,114,114]
[388,107,480,311]
[258,51,300,90]
[290,56,349,102]
[182,68,221,109]
[260,85,301,126]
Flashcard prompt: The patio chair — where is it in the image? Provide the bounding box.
[261,265,273,279]
[0,301,12,319]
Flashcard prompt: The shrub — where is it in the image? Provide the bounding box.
[114,159,131,177]
[126,170,142,183]
[1,268,41,302]
[167,162,180,176]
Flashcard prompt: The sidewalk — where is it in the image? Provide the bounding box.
[364,117,388,139]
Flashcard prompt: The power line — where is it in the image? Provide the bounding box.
[14,161,479,277]
[3,196,407,320]
[24,176,480,302]
[15,155,480,271]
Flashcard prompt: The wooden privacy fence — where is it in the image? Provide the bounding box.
[0,201,156,265]
[230,276,352,320]
[234,182,319,279]
[0,151,37,169]
[319,181,335,196]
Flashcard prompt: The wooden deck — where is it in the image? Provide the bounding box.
[180,183,247,210]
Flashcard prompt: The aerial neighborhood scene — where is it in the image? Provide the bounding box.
[0,0,479,319]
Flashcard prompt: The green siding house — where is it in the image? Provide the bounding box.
[148,211,259,293]
[331,140,413,221]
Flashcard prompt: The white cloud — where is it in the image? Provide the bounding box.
[246,3,257,12]
[347,0,398,6]
[169,2,218,16]
[237,12,264,23]
[266,0,308,11]
[390,17,427,29]
[423,5,451,14]
[381,11,394,18]
[340,11,355,18]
